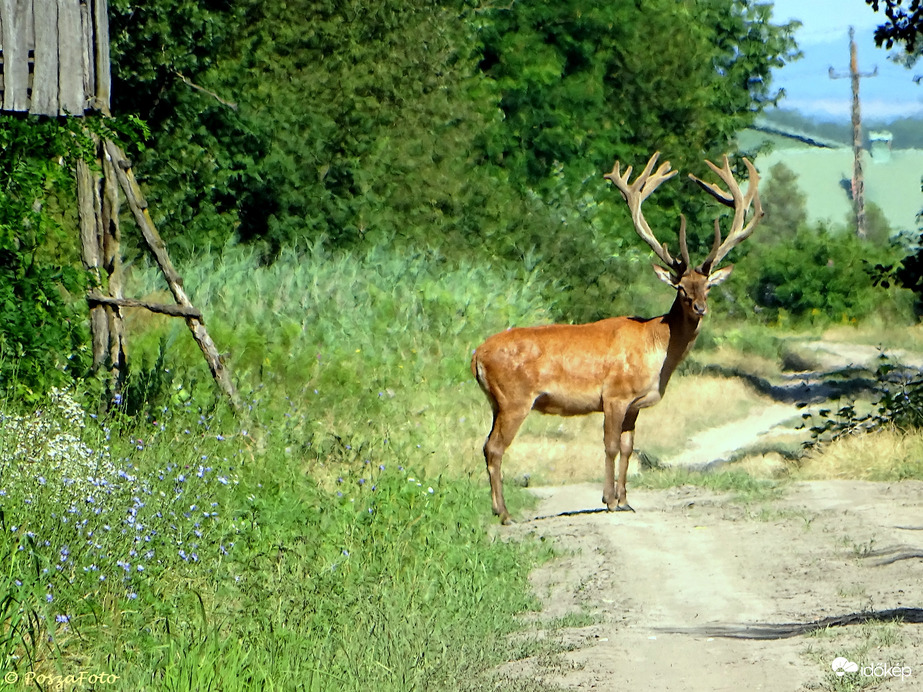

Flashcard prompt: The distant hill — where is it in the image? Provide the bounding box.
[742,119,922,235]
[759,109,923,149]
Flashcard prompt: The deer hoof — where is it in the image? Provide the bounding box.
[497,511,514,525]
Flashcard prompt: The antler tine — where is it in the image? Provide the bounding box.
[691,156,763,273]
[678,214,690,268]
[604,152,683,271]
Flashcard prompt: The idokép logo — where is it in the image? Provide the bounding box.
[832,656,912,680]
[831,657,859,676]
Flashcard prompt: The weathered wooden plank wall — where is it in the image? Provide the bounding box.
[0,0,110,116]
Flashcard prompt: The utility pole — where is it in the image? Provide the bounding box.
[829,27,877,239]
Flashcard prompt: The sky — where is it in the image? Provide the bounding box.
[767,0,922,122]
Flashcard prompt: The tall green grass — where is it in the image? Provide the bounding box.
[0,243,560,690]
[127,240,554,387]
[0,387,548,690]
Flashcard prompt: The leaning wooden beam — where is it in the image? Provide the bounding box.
[102,139,240,409]
[87,294,203,319]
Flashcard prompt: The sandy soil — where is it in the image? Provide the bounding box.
[495,481,923,691]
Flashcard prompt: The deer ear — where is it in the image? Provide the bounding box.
[707,265,734,287]
[652,264,677,287]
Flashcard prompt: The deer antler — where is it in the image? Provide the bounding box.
[604,152,686,273]
[689,156,763,274]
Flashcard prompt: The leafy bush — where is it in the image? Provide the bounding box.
[807,355,923,445]
[0,117,93,398]
[0,114,147,400]
[732,226,903,324]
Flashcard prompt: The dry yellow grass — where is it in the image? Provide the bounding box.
[821,321,923,352]
[796,428,923,481]
[690,343,782,378]
[493,374,768,485]
[725,450,793,478]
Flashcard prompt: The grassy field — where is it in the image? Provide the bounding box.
[0,244,563,690]
[1,241,921,690]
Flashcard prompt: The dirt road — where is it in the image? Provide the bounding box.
[485,338,923,690]
[497,481,923,691]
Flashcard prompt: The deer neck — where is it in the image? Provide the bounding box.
[658,293,704,390]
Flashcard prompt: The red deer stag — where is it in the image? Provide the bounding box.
[471,152,762,524]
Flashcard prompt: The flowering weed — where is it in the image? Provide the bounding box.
[0,389,246,670]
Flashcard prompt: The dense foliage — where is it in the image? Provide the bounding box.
[867,0,923,53]
[106,0,800,259]
[738,228,897,323]
[0,115,146,398]
[0,118,95,397]
[476,0,792,182]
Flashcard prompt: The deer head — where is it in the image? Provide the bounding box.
[604,152,762,318]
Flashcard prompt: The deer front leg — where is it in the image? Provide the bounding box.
[603,404,638,512]
[617,409,639,511]
[615,428,636,511]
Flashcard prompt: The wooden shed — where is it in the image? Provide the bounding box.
[0,0,110,115]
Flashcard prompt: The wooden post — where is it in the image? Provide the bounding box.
[76,154,110,371]
[103,139,241,409]
[101,142,127,387]
[829,27,878,239]
[76,136,128,397]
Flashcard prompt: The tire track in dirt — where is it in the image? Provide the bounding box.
[664,402,798,469]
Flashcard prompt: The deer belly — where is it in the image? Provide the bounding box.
[532,389,602,416]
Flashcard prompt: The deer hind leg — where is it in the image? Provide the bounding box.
[483,405,529,525]
[603,404,638,512]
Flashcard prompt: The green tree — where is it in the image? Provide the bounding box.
[108,0,261,256]
[861,201,893,246]
[475,0,800,184]
[759,162,808,242]
[106,0,799,258]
